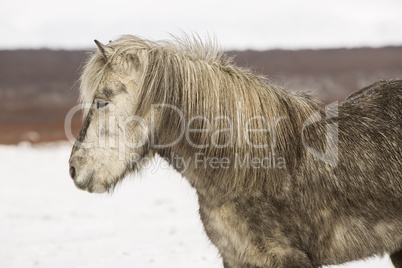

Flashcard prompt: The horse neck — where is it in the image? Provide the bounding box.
[147,54,323,175]
[154,80,321,172]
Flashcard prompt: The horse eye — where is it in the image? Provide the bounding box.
[96,101,109,109]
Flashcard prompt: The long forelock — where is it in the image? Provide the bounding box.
[79,53,107,118]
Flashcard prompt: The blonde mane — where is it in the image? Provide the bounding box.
[80,35,322,193]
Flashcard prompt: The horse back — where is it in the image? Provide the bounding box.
[342,79,402,116]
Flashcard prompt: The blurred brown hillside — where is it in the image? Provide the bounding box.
[0,50,86,144]
[0,46,401,144]
[229,47,402,103]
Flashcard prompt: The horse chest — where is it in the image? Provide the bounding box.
[198,201,256,264]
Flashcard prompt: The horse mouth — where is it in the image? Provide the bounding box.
[72,167,129,194]
[73,172,105,193]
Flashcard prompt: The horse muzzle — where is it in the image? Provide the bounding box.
[69,160,107,193]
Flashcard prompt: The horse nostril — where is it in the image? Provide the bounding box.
[70,166,76,179]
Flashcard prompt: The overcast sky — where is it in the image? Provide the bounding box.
[1,0,402,50]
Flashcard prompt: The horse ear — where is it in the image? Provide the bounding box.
[94,40,113,60]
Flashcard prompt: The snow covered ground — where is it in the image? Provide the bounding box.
[0,143,394,267]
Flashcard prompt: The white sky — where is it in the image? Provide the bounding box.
[1,0,402,50]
